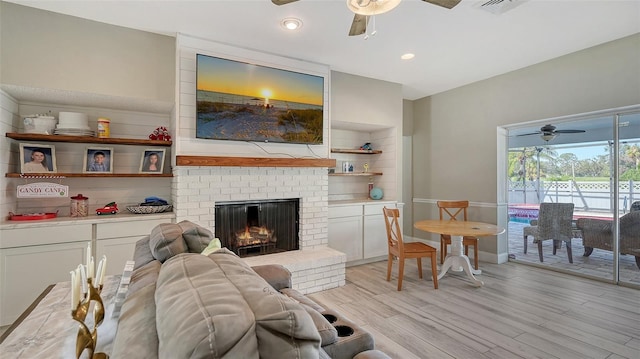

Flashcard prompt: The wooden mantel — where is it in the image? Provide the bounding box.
[176,155,336,168]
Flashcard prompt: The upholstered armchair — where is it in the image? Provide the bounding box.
[576,211,640,269]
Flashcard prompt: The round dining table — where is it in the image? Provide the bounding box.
[414,219,505,287]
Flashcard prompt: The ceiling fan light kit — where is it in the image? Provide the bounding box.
[541,133,556,142]
[516,124,587,142]
[347,0,401,16]
[272,0,461,37]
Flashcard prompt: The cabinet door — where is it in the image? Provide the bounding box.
[363,214,388,258]
[328,216,363,262]
[96,219,168,275]
[0,242,86,326]
[95,236,142,276]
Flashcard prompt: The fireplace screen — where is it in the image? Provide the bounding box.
[214,199,299,257]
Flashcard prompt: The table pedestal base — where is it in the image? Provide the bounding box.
[438,235,483,287]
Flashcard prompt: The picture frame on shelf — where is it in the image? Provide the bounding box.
[20,143,57,173]
[139,149,165,174]
[84,147,114,173]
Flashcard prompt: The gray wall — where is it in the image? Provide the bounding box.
[1,2,175,102]
[411,33,640,256]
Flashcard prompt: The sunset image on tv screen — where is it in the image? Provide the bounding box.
[196,54,324,144]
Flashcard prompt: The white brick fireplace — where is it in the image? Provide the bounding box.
[171,165,346,294]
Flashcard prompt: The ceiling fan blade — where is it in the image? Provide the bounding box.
[349,14,368,36]
[422,0,462,9]
[515,132,542,137]
[271,0,299,5]
[554,129,586,134]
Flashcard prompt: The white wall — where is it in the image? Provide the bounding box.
[0,3,175,217]
[411,33,640,262]
[329,71,403,202]
[0,2,175,103]
[174,34,330,160]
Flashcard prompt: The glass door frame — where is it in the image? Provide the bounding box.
[498,104,640,287]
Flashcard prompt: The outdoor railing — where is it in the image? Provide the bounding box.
[508,180,638,213]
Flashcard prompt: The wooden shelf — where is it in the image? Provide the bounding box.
[6,173,172,178]
[329,172,383,177]
[331,148,382,154]
[6,133,172,146]
[176,156,336,167]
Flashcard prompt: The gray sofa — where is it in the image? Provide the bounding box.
[111,220,390,359]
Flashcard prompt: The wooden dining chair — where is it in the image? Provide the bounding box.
[436,200,479,270]
[382,207,438,291]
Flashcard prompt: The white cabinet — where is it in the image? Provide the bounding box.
[328,205,363,262]
[0,223,91,326]
[0,213,173,326]
[363,204,388,258]
[328,201,398,265]
[95,218,168,276]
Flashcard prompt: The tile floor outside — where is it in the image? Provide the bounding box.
[508,221,640,285]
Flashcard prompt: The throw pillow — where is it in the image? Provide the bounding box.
[149,223,188,262]
[178,220,214,252]
[201,238,222,256]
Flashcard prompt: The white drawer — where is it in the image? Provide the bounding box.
[0,224,93,248]
[364,203,394,216]
[329,205,363,218]
[96,218,167,239]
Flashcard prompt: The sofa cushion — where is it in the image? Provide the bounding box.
[251,264,292,291]
[179,219,214,252]
[149,223,188,262]
[155,250,321,359]
[128,259,161,297]
[111,283,159,359]
[132,235,154,270]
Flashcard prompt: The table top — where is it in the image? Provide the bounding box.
[414,219,505,237]
[0,275,120,358]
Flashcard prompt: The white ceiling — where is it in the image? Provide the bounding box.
[6,0,640,100]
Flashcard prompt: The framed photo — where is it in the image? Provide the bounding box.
[83,147,114,173]
[20,143,57,173]
[139,149,165,174]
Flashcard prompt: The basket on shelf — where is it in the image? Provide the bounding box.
[126,204,172,214]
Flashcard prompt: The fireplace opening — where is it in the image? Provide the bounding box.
[214,198,299,257]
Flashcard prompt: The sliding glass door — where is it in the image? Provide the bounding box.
[505,106,640,286]
[617,111,640,285]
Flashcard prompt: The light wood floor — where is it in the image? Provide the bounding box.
[307,260,640,359]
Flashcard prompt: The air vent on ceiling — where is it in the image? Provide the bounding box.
[475,0,530,15]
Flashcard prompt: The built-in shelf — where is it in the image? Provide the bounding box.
[329,172,383,177]
[6,133,172,146]
[331,148,382,154]
[5,173,172,178]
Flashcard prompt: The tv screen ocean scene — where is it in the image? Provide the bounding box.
[196,54,324,144]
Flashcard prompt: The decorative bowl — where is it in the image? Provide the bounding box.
[126,204,172,214]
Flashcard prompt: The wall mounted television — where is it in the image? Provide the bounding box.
[196,54,325,144]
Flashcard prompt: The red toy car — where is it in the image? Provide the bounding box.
[96,202,118,215]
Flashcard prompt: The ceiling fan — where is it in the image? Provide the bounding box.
[517,124,586,142]
[272,0,461,36]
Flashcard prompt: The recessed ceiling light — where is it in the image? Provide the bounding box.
[401,53,415,60]
[281,17,302,31]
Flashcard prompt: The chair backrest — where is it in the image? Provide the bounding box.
[437,200,469,221]
[382,207,404,254]
[620,210,640,242]
[537,202,575,241]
